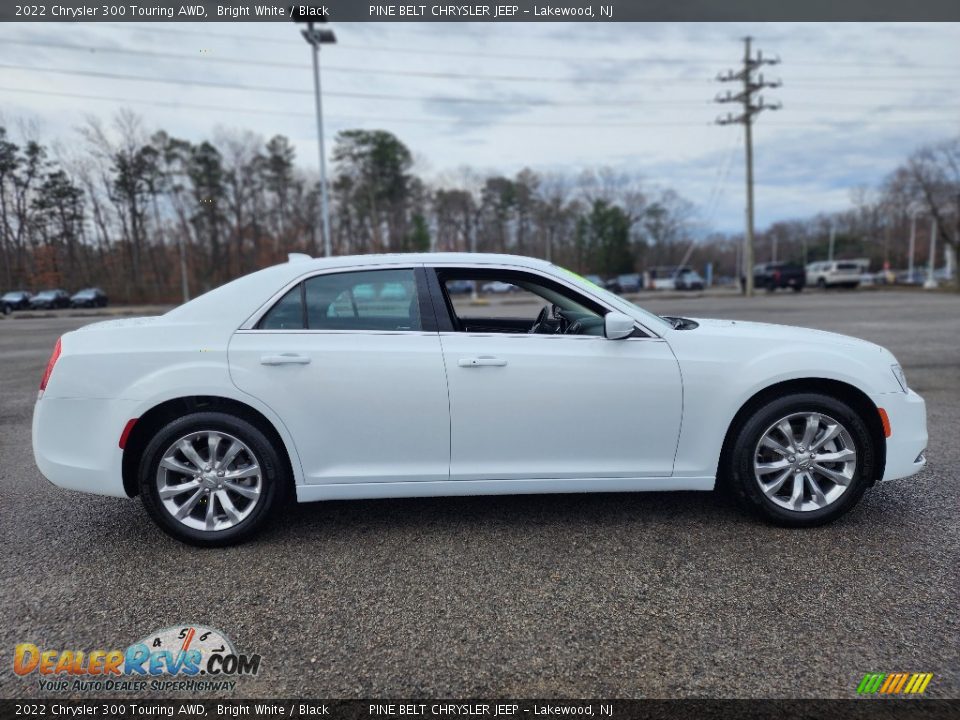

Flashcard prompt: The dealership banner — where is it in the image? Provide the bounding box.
[2,0,959,22]
[1,700,959,719]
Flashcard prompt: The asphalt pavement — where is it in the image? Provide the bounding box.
[1,289,957,699]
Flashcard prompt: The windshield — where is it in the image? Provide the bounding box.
[551,264,672,331]
[37,291,57,298]
[2,292,22,300]
[75,290,95,297]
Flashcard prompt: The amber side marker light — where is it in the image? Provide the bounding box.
[878,408,892,438]
[38,337,62,395]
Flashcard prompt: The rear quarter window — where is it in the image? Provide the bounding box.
[258,285,304,330]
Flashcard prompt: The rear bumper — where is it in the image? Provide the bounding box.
[32,396,137,498]
[873,389,927,482]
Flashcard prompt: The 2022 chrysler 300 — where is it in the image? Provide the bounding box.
[32,253,927,546]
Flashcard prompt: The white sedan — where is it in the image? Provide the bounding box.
[32,253,927,546]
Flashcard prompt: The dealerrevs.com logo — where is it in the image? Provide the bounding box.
[14,625,261,692]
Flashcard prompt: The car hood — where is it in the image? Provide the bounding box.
[686,317,886,353]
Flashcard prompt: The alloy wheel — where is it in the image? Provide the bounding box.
[753,412,857,512]
[155,430,262,532]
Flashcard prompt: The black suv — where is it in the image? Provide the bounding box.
[753,262,805,292]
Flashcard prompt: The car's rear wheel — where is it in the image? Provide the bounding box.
[728,393,875,526]
[139,412,288,546]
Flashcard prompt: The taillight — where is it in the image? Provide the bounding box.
[39,337,62,393]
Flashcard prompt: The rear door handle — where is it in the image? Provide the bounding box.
[458,357,508,368]
[260,353,311,366]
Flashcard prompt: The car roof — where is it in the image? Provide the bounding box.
[284,252,555,271]
[164,253,559,326]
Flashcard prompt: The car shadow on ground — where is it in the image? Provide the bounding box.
[56,478,921,552]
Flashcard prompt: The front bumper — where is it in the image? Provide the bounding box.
[32,396,138,498]
[873,388,927,482]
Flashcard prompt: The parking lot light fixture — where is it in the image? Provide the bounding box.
[295,14,336,257]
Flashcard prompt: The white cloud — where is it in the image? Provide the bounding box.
[0,21,957,231]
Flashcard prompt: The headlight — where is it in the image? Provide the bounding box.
[891,364,908,393]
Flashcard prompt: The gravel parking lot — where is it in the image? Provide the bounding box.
[1,290,958,699]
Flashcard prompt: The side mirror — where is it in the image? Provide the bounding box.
[604,312,635,340]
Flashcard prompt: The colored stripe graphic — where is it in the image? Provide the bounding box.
[858,673,886,694]
[858,673,933,695]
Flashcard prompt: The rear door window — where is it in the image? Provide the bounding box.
[259,268,422,331]
[307,269,421,331]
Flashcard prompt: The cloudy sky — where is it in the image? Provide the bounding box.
[1,21,958,231]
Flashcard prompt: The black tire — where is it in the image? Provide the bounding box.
[792,285,803,292]
[139,411,289,547]
[727,393,875,527]
[817,278,827,290]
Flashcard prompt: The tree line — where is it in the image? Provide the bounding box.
[1,111,957,303]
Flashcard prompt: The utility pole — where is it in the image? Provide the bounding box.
[828,220,836,262]
[716,37,781,297]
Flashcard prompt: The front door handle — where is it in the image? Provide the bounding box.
[260,353,311,366]
[458,357,508,368]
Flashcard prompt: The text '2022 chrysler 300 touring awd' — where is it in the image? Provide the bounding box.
[32,253,927,546]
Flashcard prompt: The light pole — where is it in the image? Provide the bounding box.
[908,208,918,282]
[924,216,939,289]
[296,17,336,257]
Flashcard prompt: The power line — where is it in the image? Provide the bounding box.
[2,85,954,130]
[2,63,958,115]
[0,63,715,107]
[99,23,960,71]
[0,86,711,127]
[2,38,956,86]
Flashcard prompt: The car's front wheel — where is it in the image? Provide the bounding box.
[139,412,289,546]
[728,393,876,526]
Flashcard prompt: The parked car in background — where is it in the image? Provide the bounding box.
[673,268,705,291]
[616,273,642,293]
[806,261,861,289]
[29,289,70,309]
[70,287,108,308]
[446,279,475,295]
[896,269,924,285]
[648,266,704,291]
[753,262,805,292]
[481,280,516,294]
[2,290,32,311]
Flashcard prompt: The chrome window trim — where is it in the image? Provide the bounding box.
[236,329,437,337]
[430,261,663,339]
[240,260,663,339]
[239,262,423,331]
